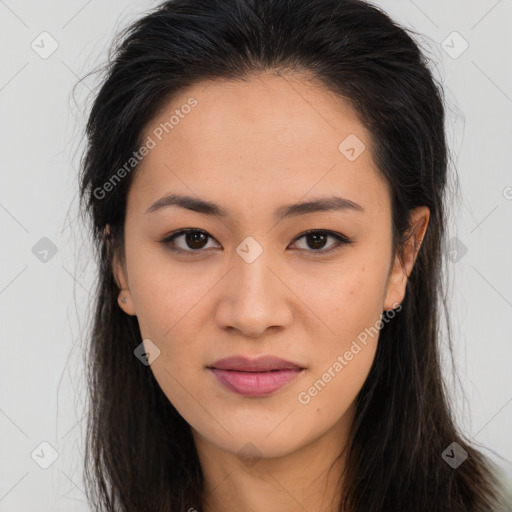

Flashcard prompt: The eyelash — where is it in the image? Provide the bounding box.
[160,228,352,256]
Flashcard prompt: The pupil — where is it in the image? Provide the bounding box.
[187,231,207,249]
[308,233,326,250]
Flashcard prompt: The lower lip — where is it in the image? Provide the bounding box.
[209,368,304,397]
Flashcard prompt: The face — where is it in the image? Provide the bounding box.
[112,72,429,461]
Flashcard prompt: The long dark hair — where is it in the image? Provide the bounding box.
[77,0,505,510]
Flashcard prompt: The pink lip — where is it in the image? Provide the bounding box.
[207,355,305,397]
[209,368,303,397]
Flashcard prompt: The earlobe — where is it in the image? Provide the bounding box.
[115,270,136,316]
[383,206,430,311]
[117,289,136,316]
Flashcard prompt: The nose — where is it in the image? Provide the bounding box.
[214,250,293,338]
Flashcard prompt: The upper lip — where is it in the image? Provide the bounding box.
[207,355,304,372]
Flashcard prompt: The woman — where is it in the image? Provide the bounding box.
[78,0,512,510]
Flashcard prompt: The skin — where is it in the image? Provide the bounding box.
[111,71,429,512]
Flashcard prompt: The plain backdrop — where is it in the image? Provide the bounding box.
[1,0,511,510]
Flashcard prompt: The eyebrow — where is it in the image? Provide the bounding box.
[145,193,364,221]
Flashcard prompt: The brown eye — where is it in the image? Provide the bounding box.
[290,230,352,254]
[304,232,329,250]
[182,230,208,249]
[161,228,352,256]
[162,229,219,254]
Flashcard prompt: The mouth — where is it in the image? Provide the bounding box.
[207,355,305,372]
[206,355,306,397]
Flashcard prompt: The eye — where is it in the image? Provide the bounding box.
[160,228,352,256]
[290,229,352,254]
[161,229,220,254]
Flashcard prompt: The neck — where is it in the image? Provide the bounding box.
[194,408,353,512]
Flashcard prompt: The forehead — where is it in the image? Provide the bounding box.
[128,72,391,222]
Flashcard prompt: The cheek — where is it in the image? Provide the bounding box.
[126,245,209,337]
[297,272,383,418]
[125,250,212,403]
[304,261,387,338]
[295,264,386,410]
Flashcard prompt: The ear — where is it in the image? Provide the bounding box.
[106,224,137,316]
[384,206,430,311]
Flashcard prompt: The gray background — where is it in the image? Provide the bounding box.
[1,0,511,510]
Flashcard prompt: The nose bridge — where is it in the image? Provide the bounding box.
[232,235,278,306]
[216,235,292,336]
